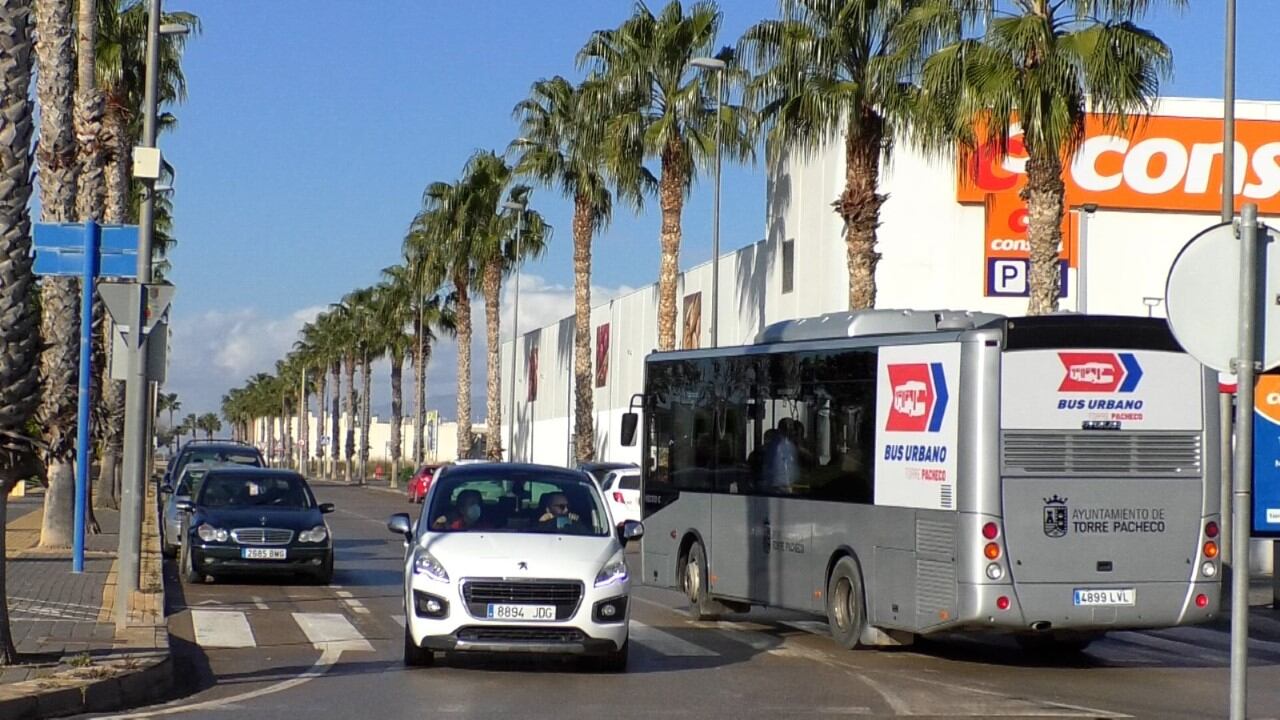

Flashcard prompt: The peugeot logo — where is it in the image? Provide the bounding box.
[517,561,528,571]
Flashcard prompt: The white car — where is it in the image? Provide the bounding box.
[388,463,642,672]
[601,469,642,524]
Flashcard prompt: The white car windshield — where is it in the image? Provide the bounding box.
[425,471,610,536]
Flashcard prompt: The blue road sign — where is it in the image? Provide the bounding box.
[1253,372,1280,537]
[31,220,141,573]
[33,222,138,279]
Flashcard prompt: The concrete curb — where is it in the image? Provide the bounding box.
[0,481,173,719]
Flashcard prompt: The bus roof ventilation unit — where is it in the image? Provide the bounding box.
[754,309,1005,344]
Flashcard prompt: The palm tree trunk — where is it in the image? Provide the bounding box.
[360,354,371,480]
[344,356,355,480]
[73,0,103,221]
[1024,148,1065,316]
[413,306,424,464]
[656,142,686,351]
[317,367,326,477]
[571,195,595,463]
[330,362,340,480]
[455,273,473,460]
[34,0,78,549]
[482,258,503,460]
[0,0,38,665]
[99,105,128,505]
[389,354,403,488]
[837,116,886,310]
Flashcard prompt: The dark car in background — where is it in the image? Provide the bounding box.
[176,467,335,584]
[165,439,264,489]
[575,461,638,490]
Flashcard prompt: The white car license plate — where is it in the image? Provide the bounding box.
[241,548,286,560]
[1073,588,1135,606]
[486,604,556,621]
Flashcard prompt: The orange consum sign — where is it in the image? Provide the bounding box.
[962,113,1280,296]
[958,113,1280,213]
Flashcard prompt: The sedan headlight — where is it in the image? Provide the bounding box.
[594,557,629,587]
[196,523,228,543]
[298,525,329,543]
[412,551,450,583]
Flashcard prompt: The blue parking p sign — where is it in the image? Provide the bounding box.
[986,259,1070,298]
[1253,373,1280,537]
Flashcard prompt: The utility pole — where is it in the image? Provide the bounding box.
[115,0,162,629]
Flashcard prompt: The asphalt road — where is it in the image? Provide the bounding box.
[77,482,1280,720]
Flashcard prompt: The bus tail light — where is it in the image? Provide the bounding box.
[986,563,1004,580]
[984,542,1001,560]
[1195,593,1209,608]
[996,596,1010,610]
[1201,561,1217,578]
[1205,521,1219,539]
[1203,540,1219,559]
[982,522,1000,540]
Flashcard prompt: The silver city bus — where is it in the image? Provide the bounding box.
[620,310,1222,651]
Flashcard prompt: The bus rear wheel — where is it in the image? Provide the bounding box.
[683,542,718,621]
[826,557,866,650]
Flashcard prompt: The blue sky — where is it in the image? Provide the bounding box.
[163,1,1280,418]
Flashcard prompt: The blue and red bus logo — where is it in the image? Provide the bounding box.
[1058,352,1143,393]
[886,363,949,432]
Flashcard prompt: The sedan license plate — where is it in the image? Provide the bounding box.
[1073,588,1135,606]
[241,548,286,560]
[486,603,556,621]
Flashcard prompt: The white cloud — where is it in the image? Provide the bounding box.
[166,276,636,421]
[166,305,324,414]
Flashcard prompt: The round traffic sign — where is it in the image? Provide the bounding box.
[1165,221,1280,373]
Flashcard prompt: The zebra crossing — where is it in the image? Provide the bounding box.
[186,606,1268,669]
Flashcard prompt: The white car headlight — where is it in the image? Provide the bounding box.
[595,557,629,587]
[196,523,228,543]
[298,525,329,543]
[413,551,450,583]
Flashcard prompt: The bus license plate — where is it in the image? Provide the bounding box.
[486,604,556,621]
[1073,588,1135,606]
[241,548,286,560]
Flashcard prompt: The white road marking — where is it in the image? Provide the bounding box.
[190,610,256,649]
[93,645,344,719]
[250,595,269,611]
[391,614,406,627]
[292,612,374,653]
[335,590,353,598]
[1111,631,1230,664]
[781,620,830,636]
[705,621,776,651]
[630,621,716,657]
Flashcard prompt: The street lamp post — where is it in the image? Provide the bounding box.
[690,57,725,347]
[116,0,187,629]
[503,199,526,461]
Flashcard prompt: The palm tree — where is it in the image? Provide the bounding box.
[182,412,198,445]
[740,0,927,310]
[0,0,42,666]
[159,393,180,449]
[580,0,747,350]
[197,413,221,440]
[457,151,550,460]
[908,0,1176,314]
[34,0,81,549]
[372,274,414,486]
[406,177,479,460]
[513,76,642,462]
[75,0,104,219]
[328,296,365,480]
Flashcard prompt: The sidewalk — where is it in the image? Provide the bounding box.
[0,483,171,719]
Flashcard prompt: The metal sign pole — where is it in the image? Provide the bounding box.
[72,221,100,574]
[1229,202,1259,720]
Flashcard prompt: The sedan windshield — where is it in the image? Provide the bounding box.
[197,474,313,509]
[425,471,609,536]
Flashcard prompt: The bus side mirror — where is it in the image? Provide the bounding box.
[621,412,638,447]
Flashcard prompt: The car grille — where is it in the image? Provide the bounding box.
[461,580,584,621]
[230,528,294,545]
[456,626,584,644]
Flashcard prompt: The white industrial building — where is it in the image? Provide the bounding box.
[500,97,1280,468]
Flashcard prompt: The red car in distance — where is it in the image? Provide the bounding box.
[406,464,441,504]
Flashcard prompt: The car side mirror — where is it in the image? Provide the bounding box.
[319,503,335,514]
[160,484,173,495]
[388,513,413,540]
[175,500,193,513]
[621,412,638,447]
[619,520,644,544]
